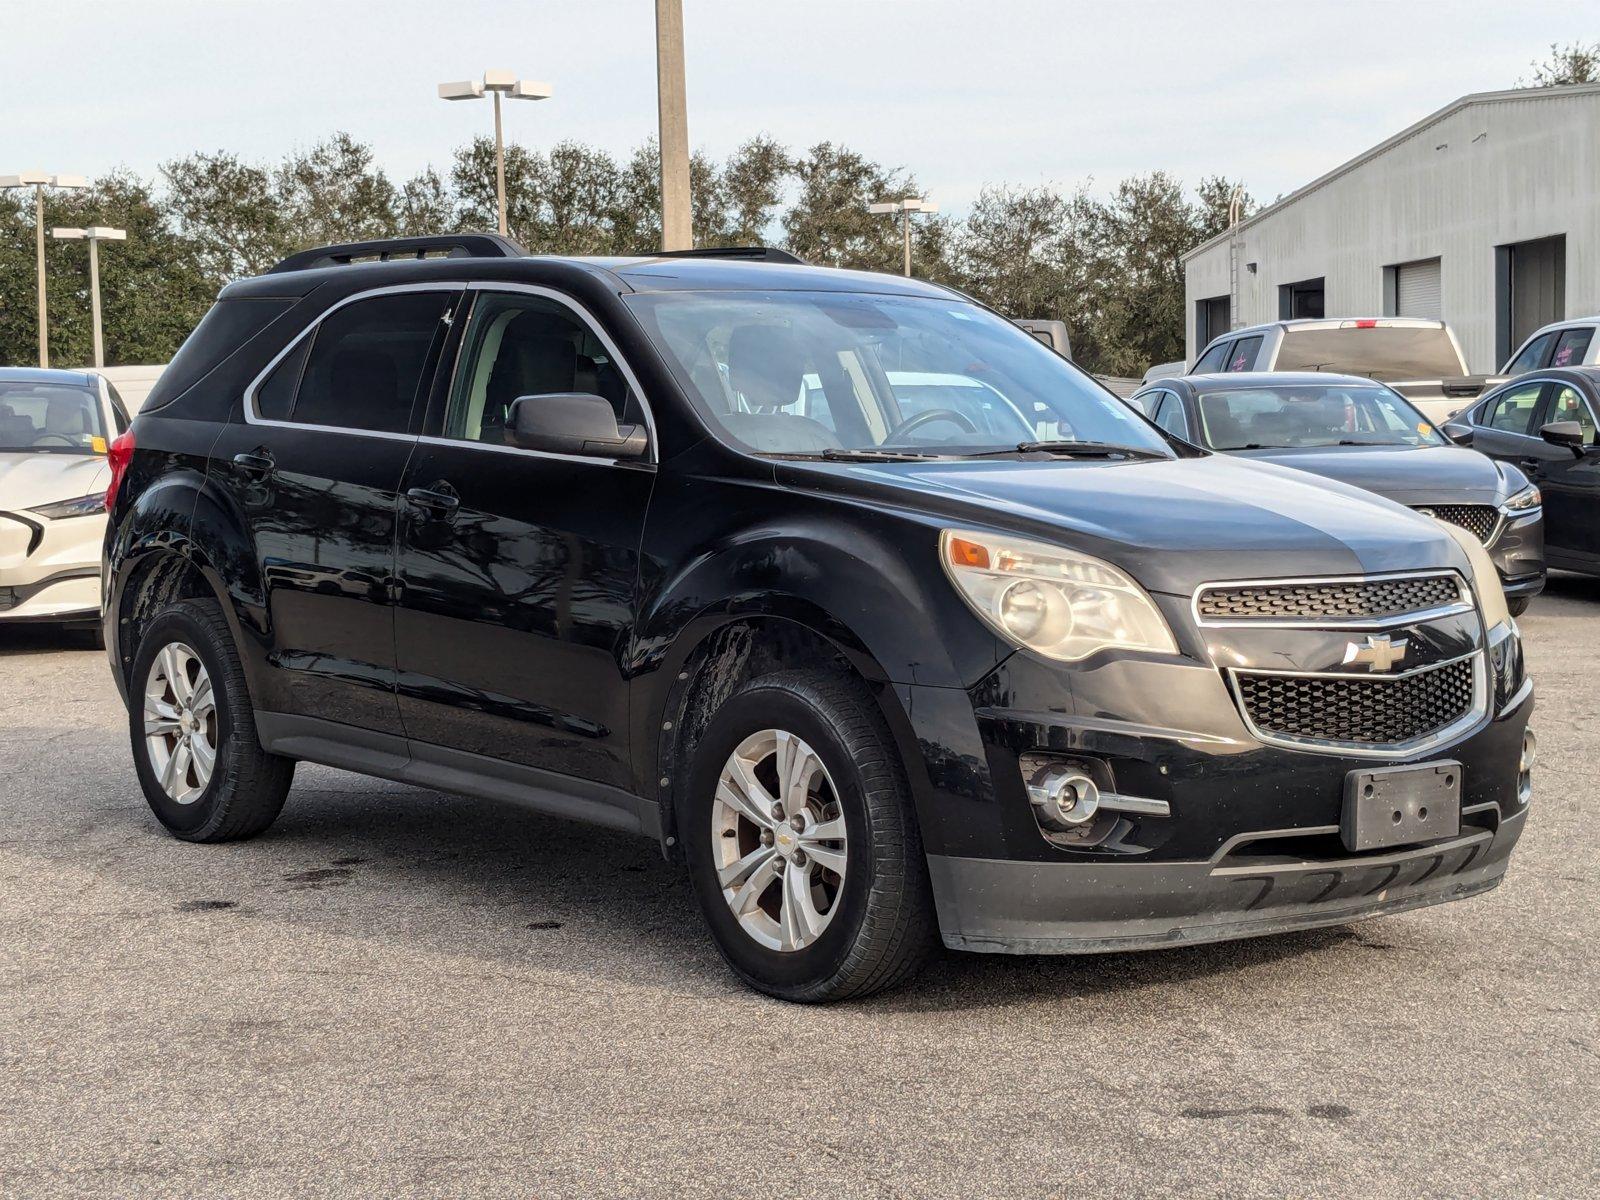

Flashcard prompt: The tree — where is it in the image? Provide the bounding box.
[783,142,948,277]
[719,136,791,245]
[952,184,1093,333]
[274,133,400,249]
[1521,41,1600,87]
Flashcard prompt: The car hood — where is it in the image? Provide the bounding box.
[0,452,109,511]
[1228,444,1510,505]
[774,453,1470,597]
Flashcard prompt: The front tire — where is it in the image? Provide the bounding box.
[129,598,294,842]
[1507,596,1531,617]
[683,670,936,1002]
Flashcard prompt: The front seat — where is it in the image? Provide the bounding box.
[44,396,91,440]
[482,318,578,443]
[721,325,839,454]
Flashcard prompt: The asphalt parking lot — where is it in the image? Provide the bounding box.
[1,582,1597,1199]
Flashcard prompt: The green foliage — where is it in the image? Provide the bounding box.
[1521,41,1600,87]
[0,130,1243,374]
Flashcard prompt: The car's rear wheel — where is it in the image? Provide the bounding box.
[683,670,936,1002]
[1507,597,1531,617]
[129,598,294,842]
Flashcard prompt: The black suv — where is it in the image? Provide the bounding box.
[103,235,1535,1001]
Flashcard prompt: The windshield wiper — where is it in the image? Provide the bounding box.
[968,440,1168,459]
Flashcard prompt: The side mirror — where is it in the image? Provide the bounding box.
[1539,420,1586,456]
[507,393,648,459]
[1441,422,1474,447]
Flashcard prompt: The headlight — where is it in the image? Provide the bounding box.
[28,493,107,520]
[941,529,1178,663]
[1501,485,1541,514]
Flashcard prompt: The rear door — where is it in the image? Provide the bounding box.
[209,286,460,735]
[392,284,655,791]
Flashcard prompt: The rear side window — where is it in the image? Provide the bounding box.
[1226,336,1262,372]
[1550,328,1594,369]
[142,298,293,411]
[1193,340,1231,373]
[1480,382,1544,435]
[276,291,456,434]
[1506,332,1554,374]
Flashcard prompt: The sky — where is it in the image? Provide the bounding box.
[4,0,1598,214]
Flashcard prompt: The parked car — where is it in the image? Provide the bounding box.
[104,235,1534,1002]
[92,364,167,412]
[1141,359,1185,385]
[1,367,131,642]
[1130,373,1545,613]
[1189,318,1498,425]
[1500,318,1599,376]
[1443,366,1600,579]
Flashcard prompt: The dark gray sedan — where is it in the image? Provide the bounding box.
[1132,372,1545,612]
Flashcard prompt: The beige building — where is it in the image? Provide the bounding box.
[1183,82,1600,372]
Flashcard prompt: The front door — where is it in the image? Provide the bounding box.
[208,287,459,735]
[393,286,655,790]
[1532,381,1600,565]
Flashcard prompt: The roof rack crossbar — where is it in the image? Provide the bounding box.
[268,233,527,275]
[651,246,807,265]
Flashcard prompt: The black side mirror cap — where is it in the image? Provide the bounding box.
[507,393,648,459]
[1540,420,1587,456]
[1441,423,1474,447]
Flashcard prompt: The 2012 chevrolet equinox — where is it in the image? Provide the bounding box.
[102,235,1535,1001]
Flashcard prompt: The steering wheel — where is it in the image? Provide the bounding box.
[882,408,979,445]
[30,434,78,447]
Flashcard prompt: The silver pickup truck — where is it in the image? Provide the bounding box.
[1188,317,1500,424]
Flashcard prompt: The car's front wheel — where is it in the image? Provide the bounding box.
[129,598,294,842]
[683,670,936,1002]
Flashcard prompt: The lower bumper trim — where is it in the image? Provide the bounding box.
[928,807,1525,955]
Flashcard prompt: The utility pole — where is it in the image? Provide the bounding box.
[2,173,87,367]
[52,226,127,368]
[439,72,552,238]
[868,197,938,277]
[656,0,692,251]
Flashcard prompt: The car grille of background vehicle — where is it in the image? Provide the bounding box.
[1196,574,1462,622]
[1414,504,1499,544]
[1234,656,1476,745]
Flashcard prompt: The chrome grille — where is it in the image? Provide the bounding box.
[1234,656,1477,746]
[1196,574,1463,622]
[1414,504,1498,543]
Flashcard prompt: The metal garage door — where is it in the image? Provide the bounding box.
[1395,258,1442,319]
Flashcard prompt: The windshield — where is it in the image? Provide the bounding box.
[1198,384,1445,449]
[0,382,107,454]
[625,290,1170,458]
[1273,325,1466,380]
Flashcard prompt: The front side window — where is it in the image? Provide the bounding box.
[624,290,1169,458]
[1547,385,1598,444]
[1196,384,1443,450]
[0,382,107,453]
[1550,328,1594,369]
[1506,332,1554,374]
[442,291,638,445]
[1153,394,1190,438]
[1481,382,1545,436]
[267,291,456,434]
[1193,339,1231,373]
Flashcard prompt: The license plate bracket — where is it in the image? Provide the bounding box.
[1342,762,1461,851]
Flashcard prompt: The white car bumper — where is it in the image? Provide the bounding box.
[0,509,106,622]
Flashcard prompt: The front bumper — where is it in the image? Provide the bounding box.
[0,509,106,622]
[1488,510,1544,599]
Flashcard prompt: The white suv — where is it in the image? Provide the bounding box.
[1501,318,1600,376]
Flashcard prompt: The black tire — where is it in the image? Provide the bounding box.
[683,669,936,1002]
[1507,596,1531,617]
[128,598,294,842]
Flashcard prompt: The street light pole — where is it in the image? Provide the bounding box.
[3,172,87,366]
[439,72,552,238]
[655,0,693,251]
[51,226,127,368]
[868,197,938,277]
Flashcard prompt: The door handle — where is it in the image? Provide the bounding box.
[1517,457,1541,471]
[232,450,275,477]
[405,485,460,516]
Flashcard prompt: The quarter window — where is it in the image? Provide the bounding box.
[443,291,639,445]
[1226,335,1262,372]
[1550,328,1594,369]
[1547,385,1597,444]
[1480,382,1545,436]
[276,291,456,434]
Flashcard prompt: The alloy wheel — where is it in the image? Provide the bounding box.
[711,728,848,952]
[143,641,218,805]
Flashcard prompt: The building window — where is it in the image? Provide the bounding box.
[1383,258,1442,319]
[1195,295,1229,350]
[1496,235,1566,365]
[1278,278,1325,320]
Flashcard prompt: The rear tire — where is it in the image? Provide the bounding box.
[128,598,294,842]
[1507,596,1531,617]
[683,669,936,1002]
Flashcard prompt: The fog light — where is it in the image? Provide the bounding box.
[1027,766,1101,830]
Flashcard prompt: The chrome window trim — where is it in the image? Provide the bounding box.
[242,281,462,444]
[1227,649,1489,761]
[240,280,659,463]
[1191,569,1473,630]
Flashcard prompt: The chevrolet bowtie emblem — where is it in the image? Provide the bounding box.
[1342,633,1409,672]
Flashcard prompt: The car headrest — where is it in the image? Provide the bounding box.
[727,324,808,412]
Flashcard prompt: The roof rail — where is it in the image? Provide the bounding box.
[268,233,527,275]
[651,246,807,265]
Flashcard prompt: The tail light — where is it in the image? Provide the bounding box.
[105,430,136,514]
